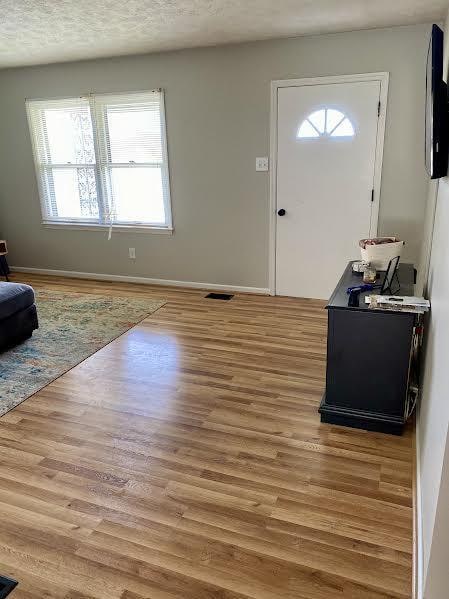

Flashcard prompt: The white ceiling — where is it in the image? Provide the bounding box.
[0,0,446,69]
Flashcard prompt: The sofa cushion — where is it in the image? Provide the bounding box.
[0,282,35,320]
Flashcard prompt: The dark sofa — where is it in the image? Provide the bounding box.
[0,282,38,351]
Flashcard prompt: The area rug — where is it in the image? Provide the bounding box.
[0,290,165,416]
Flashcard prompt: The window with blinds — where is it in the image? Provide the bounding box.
[26,90,172,231]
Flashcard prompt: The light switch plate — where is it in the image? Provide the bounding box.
[256,157,269,172]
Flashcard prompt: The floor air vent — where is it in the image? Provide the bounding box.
[0,576,17,598]
[205,293,234,301]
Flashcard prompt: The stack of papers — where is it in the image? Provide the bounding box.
[365,295,430,313]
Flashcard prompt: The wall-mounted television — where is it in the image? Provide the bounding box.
[425,24,448,179]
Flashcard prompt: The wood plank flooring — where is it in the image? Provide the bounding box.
[0,274,413,599]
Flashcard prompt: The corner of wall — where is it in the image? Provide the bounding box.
[414,400,424,599]
[416,180,439,296]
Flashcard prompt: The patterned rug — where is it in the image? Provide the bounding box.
[0,290,165,416]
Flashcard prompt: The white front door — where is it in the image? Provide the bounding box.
[274,78,384,299]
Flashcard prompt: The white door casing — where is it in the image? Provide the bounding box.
[269,73,389,299]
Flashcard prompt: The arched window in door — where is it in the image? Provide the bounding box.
[297,108,355,139]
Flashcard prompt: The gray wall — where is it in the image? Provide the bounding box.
[423,431,449,599]
[419,175,449,591]
[0,24,430,288]
[418,6,449,597]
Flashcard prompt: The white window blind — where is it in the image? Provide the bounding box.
[26,90,172,231]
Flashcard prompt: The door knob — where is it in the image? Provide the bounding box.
[277,209,286,216]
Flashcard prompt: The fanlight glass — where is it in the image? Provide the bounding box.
[297,109,355,139]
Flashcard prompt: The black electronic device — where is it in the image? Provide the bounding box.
[425,24,449,179]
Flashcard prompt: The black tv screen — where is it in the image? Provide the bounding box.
[425,24,448,179]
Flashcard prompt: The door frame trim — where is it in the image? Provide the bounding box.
[269,72,389,296]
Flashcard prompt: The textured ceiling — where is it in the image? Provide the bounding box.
[0,0,446,68]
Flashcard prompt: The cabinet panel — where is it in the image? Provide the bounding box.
[326,309,413,417]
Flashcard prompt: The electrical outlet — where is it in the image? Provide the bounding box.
[256,157,269,172]
[128,248,136,259]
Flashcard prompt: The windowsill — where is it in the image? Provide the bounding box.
[42,222,174,235]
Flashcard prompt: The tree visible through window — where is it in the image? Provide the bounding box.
[297,109,355,139]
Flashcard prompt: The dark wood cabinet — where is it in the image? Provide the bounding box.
[319,261,417,435]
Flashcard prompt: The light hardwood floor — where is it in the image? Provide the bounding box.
[0,274,413,599]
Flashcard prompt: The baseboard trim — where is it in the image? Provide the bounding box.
[414,405,423,599]
[10,266,270,295]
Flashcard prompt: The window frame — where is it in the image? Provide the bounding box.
[26,90,173,234]
[297,108,355,139]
